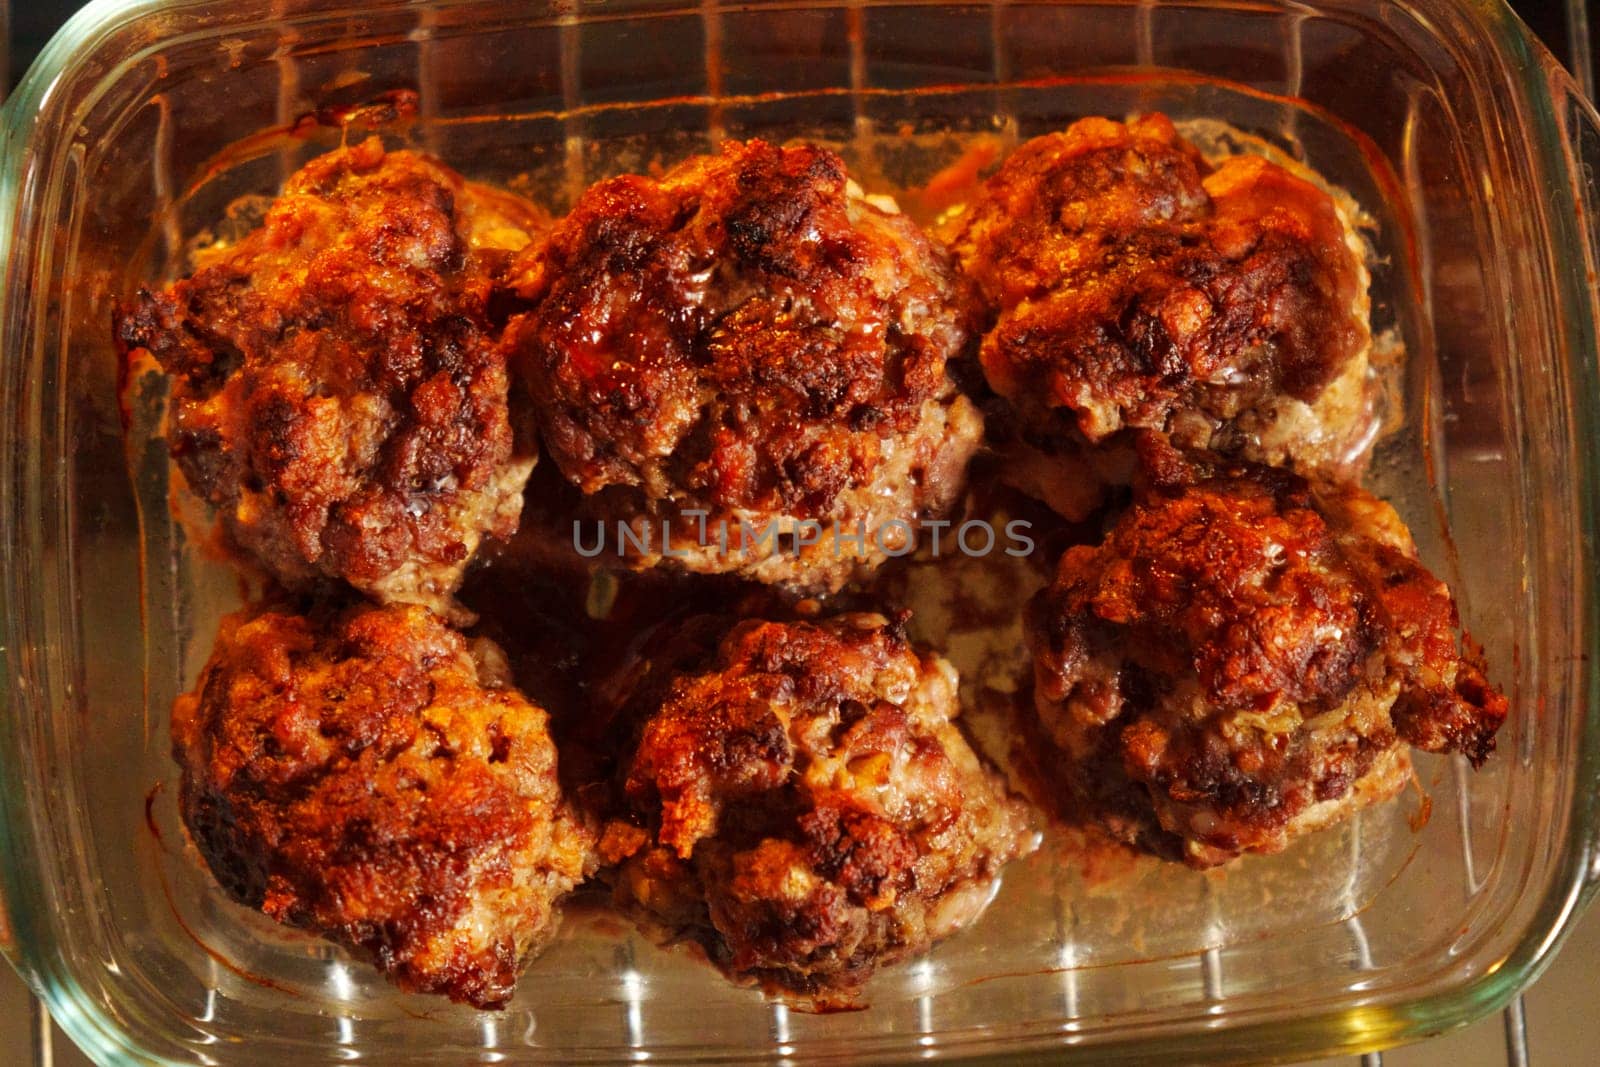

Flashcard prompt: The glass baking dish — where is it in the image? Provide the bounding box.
[2,0,1599,1063]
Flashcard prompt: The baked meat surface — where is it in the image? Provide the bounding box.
[172,601,594,1008]
[1025,449,1505,867]
[507,139,982,592]
[950,114,1373,518]
[115,137,541,611]
[596,613,1032,996]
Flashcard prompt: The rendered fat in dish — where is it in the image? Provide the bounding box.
[949,114,1375,520]
[594,612,1034,997]
[115,137,542,613]
[506,139,983,593]
[171,601,595,1008]
[1024,440,1506,867]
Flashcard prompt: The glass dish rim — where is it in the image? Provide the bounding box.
[0,0,1597,1063]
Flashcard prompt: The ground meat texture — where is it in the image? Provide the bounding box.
[597,613,1032,997]
[172,602,594,1008]
[949,114,1373,519]
[115,137,542,611]
[507,139,982,593]
[1025,456,1506,867]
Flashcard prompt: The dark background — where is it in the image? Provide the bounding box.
[3,0,1592,94]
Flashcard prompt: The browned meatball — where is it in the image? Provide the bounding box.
[172,601,594,1008]
[950,115,1374,519]
[506,139,982,593]
[115,137,542,611]
[596,613,1032,997]
[1025,448,1505,867]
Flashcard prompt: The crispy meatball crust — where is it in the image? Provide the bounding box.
[507,139,982,593]
[1025,448,1505,867]
[597,613,1032,996]
[950,115,1373,518]
[115,137,541,611]
[172,601,594,1008]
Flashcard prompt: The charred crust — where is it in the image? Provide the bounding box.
[113,139,542,606]
[1026,465,1505,865]
[950,114,1371,486]
[171,601,592,1008]
[598,613,1029,995]
[505,138,979,590]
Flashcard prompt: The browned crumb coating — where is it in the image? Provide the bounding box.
[598,613,1032,996]
[507,139,982,592]
[115,137,542,611]
[172,601,595,1008]
[951,114,1373,518]
[1026,450,1506,867]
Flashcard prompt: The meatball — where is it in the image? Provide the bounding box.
[115,137,542,611]
[596,613,1032,996]
[172,601,594,1008]
[507,139,982,593]
[950,114,1373,519]
[1025,449,1505,867]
